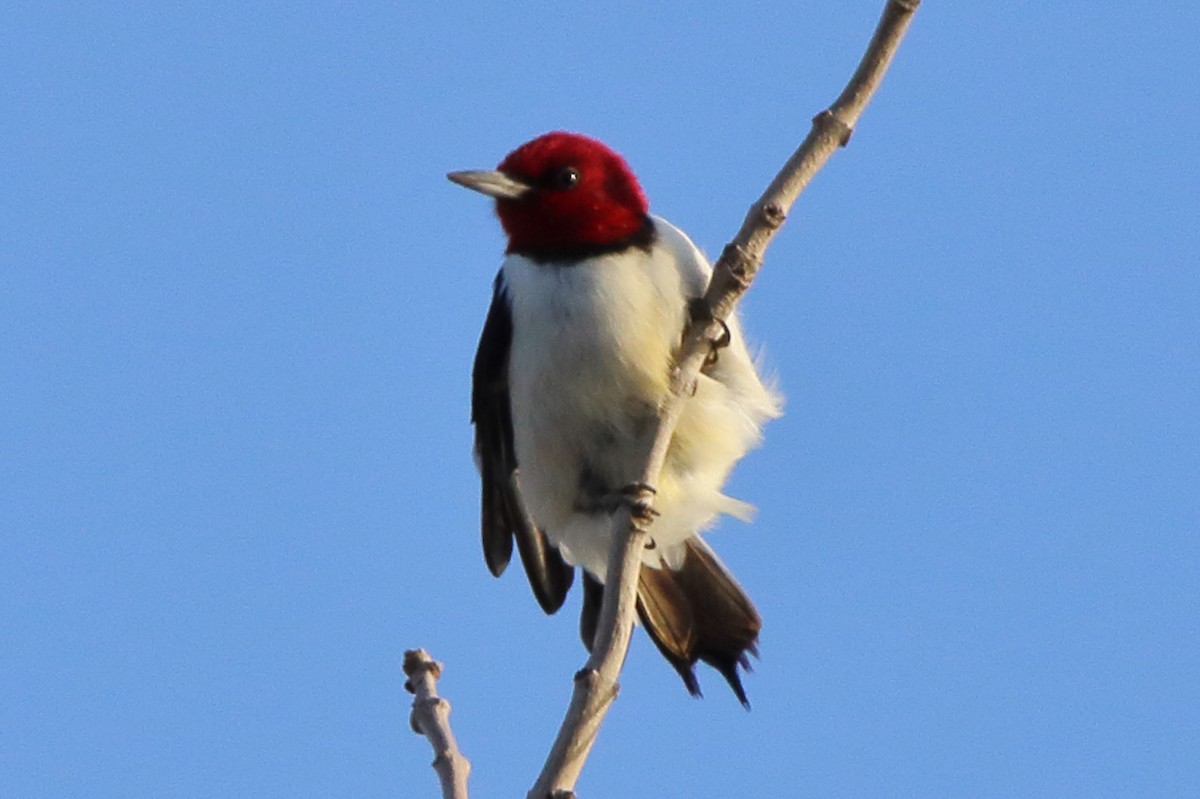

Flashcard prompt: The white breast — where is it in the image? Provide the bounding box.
[501,217,781,577]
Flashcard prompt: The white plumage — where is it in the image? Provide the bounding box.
[501,215,781,578]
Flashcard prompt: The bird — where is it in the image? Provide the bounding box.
[448,131,781,704]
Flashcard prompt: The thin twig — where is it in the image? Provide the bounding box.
[527,2,921,797]
[404,649,471,799]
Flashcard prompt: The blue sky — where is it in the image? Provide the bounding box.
[3,3,1197,797]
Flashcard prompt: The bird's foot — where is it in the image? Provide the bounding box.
[617,482,659,526]
[687,298,731,368]
[576,482,659,521]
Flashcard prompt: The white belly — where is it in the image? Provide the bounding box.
[500,219,780,577]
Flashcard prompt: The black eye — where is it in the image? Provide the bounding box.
[550,166,580,190]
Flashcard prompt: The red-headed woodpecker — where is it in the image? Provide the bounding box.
[449,132,781,704]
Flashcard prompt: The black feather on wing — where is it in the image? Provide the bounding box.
[472,273,573,614]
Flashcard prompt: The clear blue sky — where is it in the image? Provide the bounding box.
[3,3,1197,797]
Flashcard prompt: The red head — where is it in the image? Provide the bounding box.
[449,132,651,260]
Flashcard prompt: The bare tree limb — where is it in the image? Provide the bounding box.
[527,2,921,797]
[404,649,471,799]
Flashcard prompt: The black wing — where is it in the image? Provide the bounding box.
[471,273,573,614]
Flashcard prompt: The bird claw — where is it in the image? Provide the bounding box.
[578,482,660,519]
[711,318,732,350]
[688,298,731,368]
[618,482,659,524]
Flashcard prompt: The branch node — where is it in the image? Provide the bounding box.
[403,648,443,691]
[761,202,787,229]
[416,696,449,714]
[718,243,755,288]
[813,109,854,146]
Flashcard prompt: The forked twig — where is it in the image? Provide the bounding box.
[405,649,471,799]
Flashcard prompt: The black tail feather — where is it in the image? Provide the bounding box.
[637,565,703,697]
[636,539,761,706]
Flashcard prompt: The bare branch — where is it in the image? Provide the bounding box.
[404,649,471,799]
[527,2,921,796]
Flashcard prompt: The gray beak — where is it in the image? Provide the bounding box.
[447,169,531,200]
